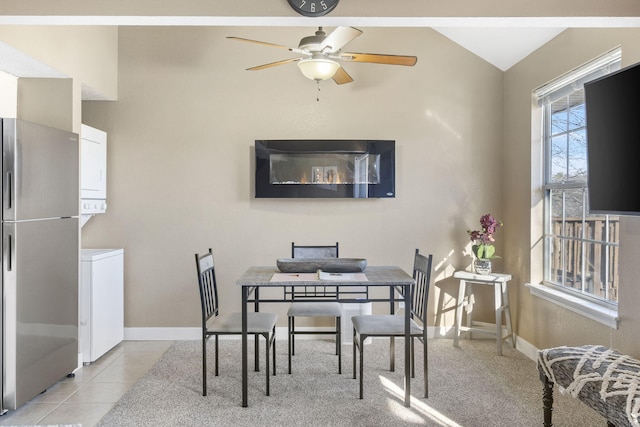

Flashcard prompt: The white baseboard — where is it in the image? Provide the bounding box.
[514,335,539,361]
[123,326,540,361]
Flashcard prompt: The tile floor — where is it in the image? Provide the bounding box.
[0,340,174,427]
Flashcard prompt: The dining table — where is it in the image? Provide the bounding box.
[236,265,416,408]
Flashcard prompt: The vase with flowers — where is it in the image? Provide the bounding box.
[467,213,503,275]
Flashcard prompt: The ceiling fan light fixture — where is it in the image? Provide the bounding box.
[297,57,340,81]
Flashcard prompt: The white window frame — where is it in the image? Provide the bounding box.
[527,48,621,329]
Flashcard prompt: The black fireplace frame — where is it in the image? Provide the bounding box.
[255,139,395,198]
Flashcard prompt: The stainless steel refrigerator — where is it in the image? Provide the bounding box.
[1,118,79,411]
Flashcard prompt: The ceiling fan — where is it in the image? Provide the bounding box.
[227,26,417,85]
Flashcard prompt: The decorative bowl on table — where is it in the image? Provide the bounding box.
[276,258,367,273]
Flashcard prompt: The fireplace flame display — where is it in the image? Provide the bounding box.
[269,154,378,185]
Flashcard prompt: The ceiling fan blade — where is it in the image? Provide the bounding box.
[332,67,354,85]
[227,36,293,51]
[340,52,418,66]
[246,58,300,71]
[320,26,363,53]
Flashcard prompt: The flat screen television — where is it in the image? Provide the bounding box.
[585,61,640,215]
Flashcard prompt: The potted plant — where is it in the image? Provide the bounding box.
[467,213,503,275]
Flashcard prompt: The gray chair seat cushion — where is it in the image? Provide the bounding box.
[352,314,423,336]
[207,312,277,334]
[287,302,343,317]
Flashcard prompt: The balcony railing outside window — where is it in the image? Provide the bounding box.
[548,216,619,303]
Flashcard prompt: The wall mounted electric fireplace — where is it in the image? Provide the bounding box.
[255,140,395,198]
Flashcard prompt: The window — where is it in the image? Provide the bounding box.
[531,49,621,326]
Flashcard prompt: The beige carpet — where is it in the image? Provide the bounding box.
[97,337,603,426]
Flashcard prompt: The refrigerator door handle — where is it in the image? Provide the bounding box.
[6,171,12,210]
[7,233,12,271]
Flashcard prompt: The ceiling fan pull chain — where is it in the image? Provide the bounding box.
[316,80,321,102]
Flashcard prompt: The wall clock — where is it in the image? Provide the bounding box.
[287,0,340,17]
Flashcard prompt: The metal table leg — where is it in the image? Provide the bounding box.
[404,282,411,407]
[390,286,395,372]
[242,286,248,407]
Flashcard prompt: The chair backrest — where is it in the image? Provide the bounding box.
[411,249,433,326]
[195,249,219,325]
[289,242,340,299]
[291,242,339,259]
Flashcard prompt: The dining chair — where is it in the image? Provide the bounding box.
[352,249,433,399]
[195,248,277,396]
[287,242,343,374]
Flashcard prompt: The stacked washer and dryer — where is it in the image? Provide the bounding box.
[80,124,124,364]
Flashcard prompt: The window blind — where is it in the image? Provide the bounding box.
[534,47,622,105]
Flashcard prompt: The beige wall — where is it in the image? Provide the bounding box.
[1,0,638,19]
[17,78,74,131]
[503,28,640,356]
[0,26,118,102]
[80,26,504,329]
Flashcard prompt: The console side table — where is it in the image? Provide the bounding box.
[453,271,514,355]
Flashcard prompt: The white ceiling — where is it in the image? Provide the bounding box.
[433,27,567,71]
